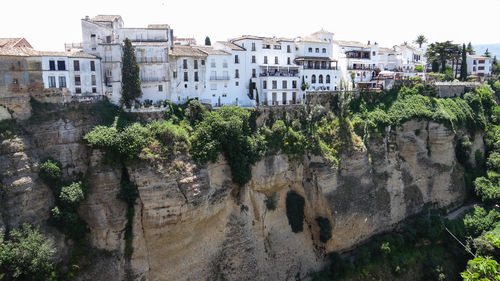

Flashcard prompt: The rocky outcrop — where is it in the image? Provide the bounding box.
[0,115,476,281]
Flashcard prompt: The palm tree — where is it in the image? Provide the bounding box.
[415,35,427,48]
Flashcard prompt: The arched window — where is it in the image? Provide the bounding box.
[326,75,330,83]
[319,75,323,83]
[311,75,316,83]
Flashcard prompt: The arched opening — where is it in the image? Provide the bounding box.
[319,75,323,84]
[326,75,330,83]
[311,75,316,84]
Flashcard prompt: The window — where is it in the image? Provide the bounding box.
[287,57,291,65]
[48,76,56,88]
[89,75,95,86]
[308,47,312,53]
[479,66,485,70]
[158,85,163,91]
[194,60,198,69]
[319,75,323,83]
[92,87,97,93]
[235,55,239,64]
[223,71,229,79]
[292,80,297,89]
[282,92,287,105]
[106,36,111,43]
[90,61,95,71]
[274,56,278,64]
[173,71,177,78]
[236,81,239,86]
[372,51,376,56]
[263,44,271,49]
[326,75,330,83]
[311,75,316,83]
[49,60,56,70]
[75,87,81,94]
[201,60,205,65]
[195,71,199,82]
[264,56,268,64]
[184,72,188,82]
[223,60,228,68]
[252,42,256,51]
[91,34,96,39]
[479,60,485,64]
[263,81,267,89]
[315,48,320,53]
[211,60,216,68]
[57,60,66,70]
[73,60,80,71]
[74,75,81,86]
[287,45,291,53]
[59,76,66,88]
[12,78,18,84]
[282,81,287,89]
[211,83,217,90]
[272,80,277,89]
[183,59,188,69]
[252,55,256,63]
[235,69,239,78]
[252,69,256,78]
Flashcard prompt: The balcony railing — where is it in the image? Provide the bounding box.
[141,77,167,82]
[210,76,230,81]
[260,72,299,77]
[348,66,377,70]
[302,66,338,70]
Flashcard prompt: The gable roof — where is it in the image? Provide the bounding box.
[311,29,334,36]
[193,46,230,56]
[169,45,207,57]
[0,38,33,49]
[216,41,246,51]
[90,15,122,22]
[468,54,491,60]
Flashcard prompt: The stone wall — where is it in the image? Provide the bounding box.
[435,82,481,98]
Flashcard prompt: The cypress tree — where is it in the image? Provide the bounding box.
[460,44,468,81]
[466,42,475,55]
[205,36,211,46]
[121,38,142,107]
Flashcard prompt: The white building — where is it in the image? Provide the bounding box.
[333,40,380,89]
[81,15,173,104]
[377,47,397,71]
[393,44,425,73]
[467,55,492,78]
[40,52,102,96]
[168,45,207,104]
[295,30,341,93]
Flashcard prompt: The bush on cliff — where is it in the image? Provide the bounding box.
[39,159,62,187]
[190,106,266,186]
[0,224,57,281]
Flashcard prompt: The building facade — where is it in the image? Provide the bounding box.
[467,55,492,77]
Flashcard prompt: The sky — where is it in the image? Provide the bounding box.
[1,0,499,51]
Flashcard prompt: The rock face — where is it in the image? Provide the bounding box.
[0,116,473,281]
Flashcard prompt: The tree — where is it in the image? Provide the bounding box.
[461,43,468,81]
[461,256,500,281]
[248,79,254,99]
[485,48,491,58]
[0,224,56,280]
[467,42,475,55]
[415,35,428,48]
[425,41,460,73]
[121,38,142,107]
[205,36,211,46]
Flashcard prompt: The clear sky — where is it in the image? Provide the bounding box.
[1,0,498,51]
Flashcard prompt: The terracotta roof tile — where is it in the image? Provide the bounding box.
[216,41,246,51]
[169,45,207,57]
[0,38,33,49]
[193,46,230,56]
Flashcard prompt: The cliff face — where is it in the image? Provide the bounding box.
[0,114,475,281]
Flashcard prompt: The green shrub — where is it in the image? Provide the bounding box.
[415,65,424,73]
[316,216,332,243]
[190,106,266,186]
[59,181,85,209]
[0,224,56,281]
[148,121,190,156]
[474,177,500,204]
[463,207,500,237]
[49,207,88,241]
[286,191,305,233]
[39,159,62,185]
[456,135,473,164]
[460,256,500,281]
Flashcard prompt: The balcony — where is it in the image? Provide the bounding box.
[259,71,299,77]
[210,75,230,81]
[141,77,167,82]
[302,66,338,70]
[348,65,377,70]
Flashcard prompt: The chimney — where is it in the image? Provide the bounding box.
[85,15,89,20]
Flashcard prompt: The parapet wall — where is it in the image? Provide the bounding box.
[435,82,481,98]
